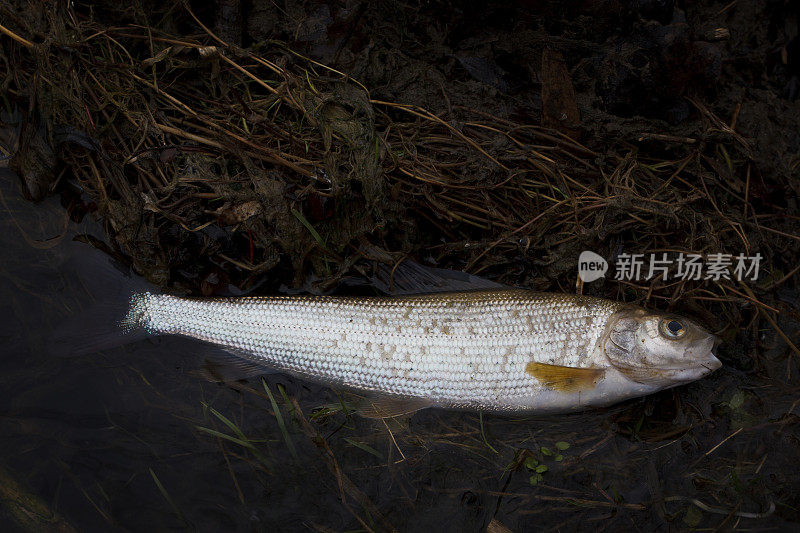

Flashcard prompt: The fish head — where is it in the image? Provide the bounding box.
[601,307,721,385]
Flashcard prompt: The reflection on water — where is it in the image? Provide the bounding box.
[0,166,796,531]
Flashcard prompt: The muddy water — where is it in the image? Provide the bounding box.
[0,168,796,531]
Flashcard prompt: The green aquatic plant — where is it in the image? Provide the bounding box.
[521,440,572,486]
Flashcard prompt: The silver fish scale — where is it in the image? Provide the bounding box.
[131,289,623,411]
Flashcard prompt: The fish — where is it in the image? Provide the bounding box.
[109,287,721,418]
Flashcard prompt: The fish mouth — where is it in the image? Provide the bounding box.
[695,351,723,376]
[675,336,722,379]
[698,336,723,374]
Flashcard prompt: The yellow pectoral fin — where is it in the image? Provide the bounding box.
[525,362,605,392]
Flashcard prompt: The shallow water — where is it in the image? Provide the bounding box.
[0,167,797,532]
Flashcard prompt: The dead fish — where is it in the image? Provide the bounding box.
[58,260,721,418]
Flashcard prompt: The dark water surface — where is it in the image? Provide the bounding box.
[0,167,797,532]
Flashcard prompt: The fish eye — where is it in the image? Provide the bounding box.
[659,318,686,339]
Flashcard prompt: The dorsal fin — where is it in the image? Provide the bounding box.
[525,362,605,392]
[371,259,505,295]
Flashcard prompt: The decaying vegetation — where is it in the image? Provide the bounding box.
[1,1,799,530]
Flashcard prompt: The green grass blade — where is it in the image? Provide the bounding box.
[203,403,247,440]
[262,379,298,460]
[149,468,185,524]
[479,411,498,454]
[344,438,383,460]
[291,208,326,249]
[277,384,295,418]
[195,425,257,449]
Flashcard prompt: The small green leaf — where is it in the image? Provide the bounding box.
[555,441,570,451]
[555,454,563,462]
[535,465,548,473]
[728,391,746,411]
[684,505,702,527]
[540,446,553,456]
[523,457,538,470]
[529,475,538,486]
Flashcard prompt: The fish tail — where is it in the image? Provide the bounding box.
[47,251,157,356]
[119,292,152,334]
